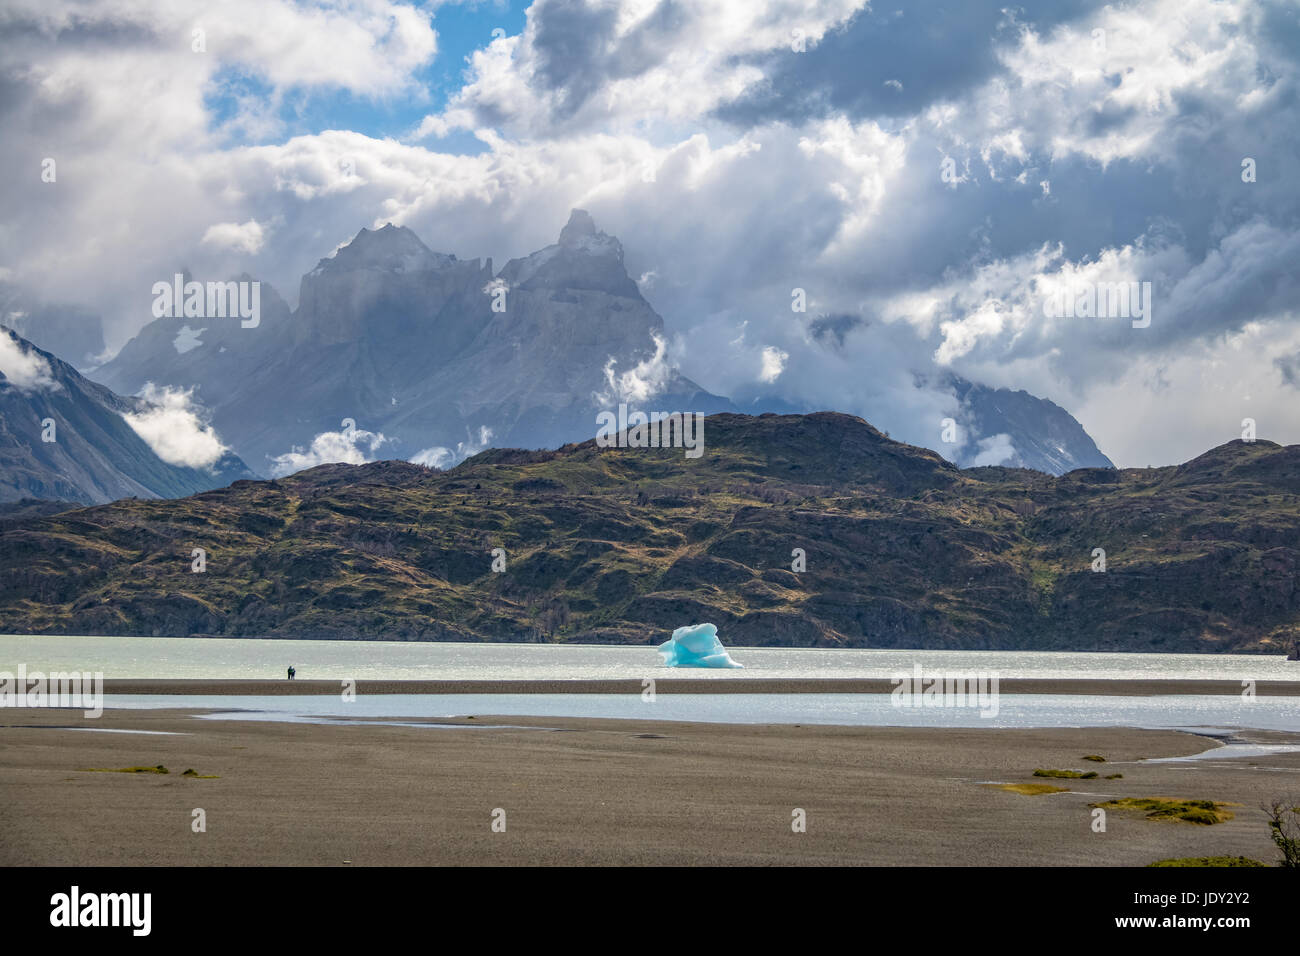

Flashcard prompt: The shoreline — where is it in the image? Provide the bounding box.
[91,677,1300,696]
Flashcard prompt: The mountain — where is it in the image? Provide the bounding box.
[801,314,1113,474]
[1,283,105,370]
[740,378,1114,475]
[950,378,1114,474]
[1,411,1295,653]
[94,212,733,474]
[93,212,1109,478]
[0,328,254,505]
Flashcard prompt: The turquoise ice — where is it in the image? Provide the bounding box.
[657,623,743,668]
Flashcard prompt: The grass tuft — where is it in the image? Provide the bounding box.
[78,764,169,774]
[990,783,1069,796]
[1034,768,1099,779]
[1091,797,1237,825]
[1148,856,1266,867]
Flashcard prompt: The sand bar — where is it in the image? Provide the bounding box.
[2,706,1298,866]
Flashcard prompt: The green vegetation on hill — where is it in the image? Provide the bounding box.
[1,412,1298,650]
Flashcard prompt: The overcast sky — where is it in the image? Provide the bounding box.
[2,0,1297,467]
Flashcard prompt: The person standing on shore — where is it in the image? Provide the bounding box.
[287,665,296,680]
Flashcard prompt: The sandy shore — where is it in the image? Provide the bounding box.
[94,677,1300,695]
[2,705,1296,866]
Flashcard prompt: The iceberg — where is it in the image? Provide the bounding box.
[657,623,743,669]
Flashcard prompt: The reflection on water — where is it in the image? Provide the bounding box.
[95,692,1300,732]
[1139,742,1300,763]
[5,634,1299,682]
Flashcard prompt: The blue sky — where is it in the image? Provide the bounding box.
[206,1,528,149]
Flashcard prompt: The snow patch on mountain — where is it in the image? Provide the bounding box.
[173,326,205,354]
[310,223,456,277]
[503,244,560,287]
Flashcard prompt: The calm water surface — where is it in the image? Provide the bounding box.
[3,634,1297,682]
[92,692,1300,732]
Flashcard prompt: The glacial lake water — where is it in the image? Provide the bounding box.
[3,634,1299,682]
[91,692,1300,733]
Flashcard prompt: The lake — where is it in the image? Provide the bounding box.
[3,634,1297,682]
[92,691,1300,733]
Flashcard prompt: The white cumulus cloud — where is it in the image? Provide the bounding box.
[201,220,266,255]
[411,425,495,469]
[596,332,674,404]
[0,330,56,391]
[122,383,229,469]
[269,423,390,477]
[759,346,788,383]
[969,433,1018,467]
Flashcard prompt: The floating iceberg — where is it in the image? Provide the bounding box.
[657,623,743,669]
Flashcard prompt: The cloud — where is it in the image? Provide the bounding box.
[0,0,438,344]
[969,432,1017,467]
[268,422,390,477]
[596,332,674,404]
[759,346,788,383]
[411,425,494,469]
[201,220,266,254]
[422,0,866,138]
[716,0,1102,126]
[0,329,56,390]
[2,0,1298,472]
[1275,351,1300,389]
[122,383,229,469]
[1068,320,1300,467]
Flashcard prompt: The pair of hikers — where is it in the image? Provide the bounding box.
[287,665,296,680]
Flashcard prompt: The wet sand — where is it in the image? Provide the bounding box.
[2,705,1296,866]
[94,677,1300,695]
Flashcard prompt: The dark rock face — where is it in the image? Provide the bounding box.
[0,411,1295,654]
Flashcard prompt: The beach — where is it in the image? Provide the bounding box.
[2,702,1296,866]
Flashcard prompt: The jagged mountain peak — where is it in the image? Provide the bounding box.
[559,208,596,242]
[556,208,623,260]
[311,222,456,276]
[499,209,632,294]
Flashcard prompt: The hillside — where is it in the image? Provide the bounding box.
[0,328,253,505]
[1,412,1296,652]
